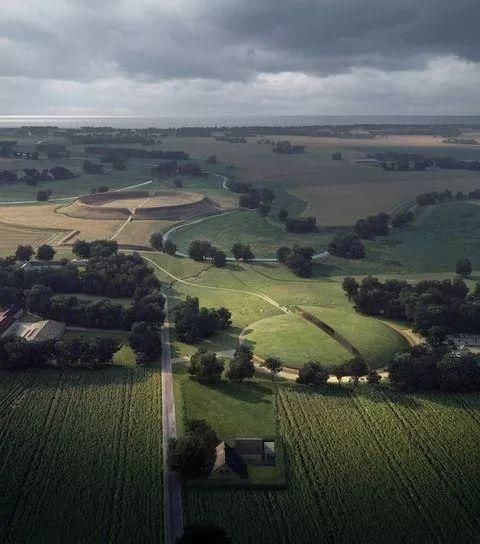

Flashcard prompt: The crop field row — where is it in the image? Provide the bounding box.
[0,366,163,544]
[185,385,480,544]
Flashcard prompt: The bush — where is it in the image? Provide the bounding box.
[328,233,365,259]
[296,361,329,386]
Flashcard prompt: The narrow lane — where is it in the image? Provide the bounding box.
[161,300,183,544]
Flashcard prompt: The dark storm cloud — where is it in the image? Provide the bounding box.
[0,0,479,83]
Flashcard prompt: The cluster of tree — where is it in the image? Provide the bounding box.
[36,189,52,201]
[35,141,67,159]
[90,185,109,194]
[168,419,218,479]
[416,188,480,206]
[69,134,155,145]
[272,141,306,154]
[149,232,177,255]
[83,160,104,174]
[231,243,255,262]
[392,210,414,227]
[174,296,231,344]
[388,344,480,392]
[188,240,227,267]
[85,146,188,160]
[343,275,480,335]
[82,251,161,298]
[285,216,317,233]
[72,239,119,259]
[369,151,480,172]
[328,233,365,259]
[13,244,56,262]
[0,167,74,185]
[226,181,275,211]
[214,135,246,143]
[354,213,390,238]
[27,281,164,330]
[128,321,163,365]
[277,245,314,277]
[0,334,120,370]
[188,344,256,383]
[151,161,202,178]
[296,358,373,388]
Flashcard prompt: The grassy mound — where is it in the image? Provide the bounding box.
[302,306,409,366]
[242,313,352,369]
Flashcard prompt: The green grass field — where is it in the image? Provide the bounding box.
[243,313,352,369]
[169,210,346,258]
[185,385,480,544]
[302,306,409,366]
[173,362,275,439]
[0,364,163,544]
[320,201,480,276]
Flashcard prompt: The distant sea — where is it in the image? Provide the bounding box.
[1,115,480,129]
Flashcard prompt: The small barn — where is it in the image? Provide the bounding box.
[209,442,248,480]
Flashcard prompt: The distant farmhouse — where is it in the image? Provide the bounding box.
[209,438,276,480]
[0,305,65,342]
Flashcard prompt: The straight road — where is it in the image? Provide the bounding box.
[161,300,183,544]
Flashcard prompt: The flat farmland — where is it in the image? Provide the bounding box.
[0,222,63,254]
[0,203,123,244]
[0,365,163,544]
[185,385,480,544]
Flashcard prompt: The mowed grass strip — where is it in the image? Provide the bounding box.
[302,306,409,367]
[185,386,480,544]
[243,313,352,368]
[0,364,163,544]
[173,362,274,439]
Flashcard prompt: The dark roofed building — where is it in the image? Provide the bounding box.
[209,442,248,480]
[0,306,24,336]
[234,438,265,461]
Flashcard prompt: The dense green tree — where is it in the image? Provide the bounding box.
[15,244,34,262]
[258,202,271,216]
[188,349,225,382]
[226,344,255,382]
[168,434,215,479]
[264,356,283,380]
[296,361,329,386]
[188,240,212,261]
[163,239,177,256]
[25,284,53,315]
[366,369,382,385]
[128,321,162,363]
[455,258,473,278]
[211,249,227,267]
[342,277,359,300]
[276,246,291,264]
[345,357,369,388]
[72,239,91,259]
[150,232,163,251]
[36,244,56,261]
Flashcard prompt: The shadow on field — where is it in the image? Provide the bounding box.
[199,379,272,405]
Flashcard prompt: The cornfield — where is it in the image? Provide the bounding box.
[184,385,480,544]
[0,367,162,544]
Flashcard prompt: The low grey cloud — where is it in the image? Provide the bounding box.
[0,0,479,114]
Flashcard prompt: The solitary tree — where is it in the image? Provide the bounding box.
[264,356,283,380]
[226,344,255,382]
[72,239,91,259]
[211,249,227,267]
[188,349,225,383]
[296,361,329,386]
[163,239,177,256]
[36,244,56,261]
[366,369,382,385]
[150,232,163,251]
[15,244,34,262]
[345,358,368,388]
[456,258,473,278]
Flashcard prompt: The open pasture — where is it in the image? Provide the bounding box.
[0,221,63,255]
[0,365,163,544]
[169,210,345,258]
[185,385,480,544]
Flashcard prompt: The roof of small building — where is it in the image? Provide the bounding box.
[15,320,66,342]
[234,438,264,456]
[211,442,247,477]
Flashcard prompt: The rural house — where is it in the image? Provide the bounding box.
[209,442,248,480]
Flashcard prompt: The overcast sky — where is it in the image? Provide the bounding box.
[1,0,479,116]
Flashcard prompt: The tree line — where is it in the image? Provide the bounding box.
[0,166,74,185]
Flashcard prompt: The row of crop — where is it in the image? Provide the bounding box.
[0,367,163,544]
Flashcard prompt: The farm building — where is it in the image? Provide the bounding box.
[235,438,276,463]
[2,319,66,342]
[209,438,277,479]
[0,306,24,335]
[209,442,248,480]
